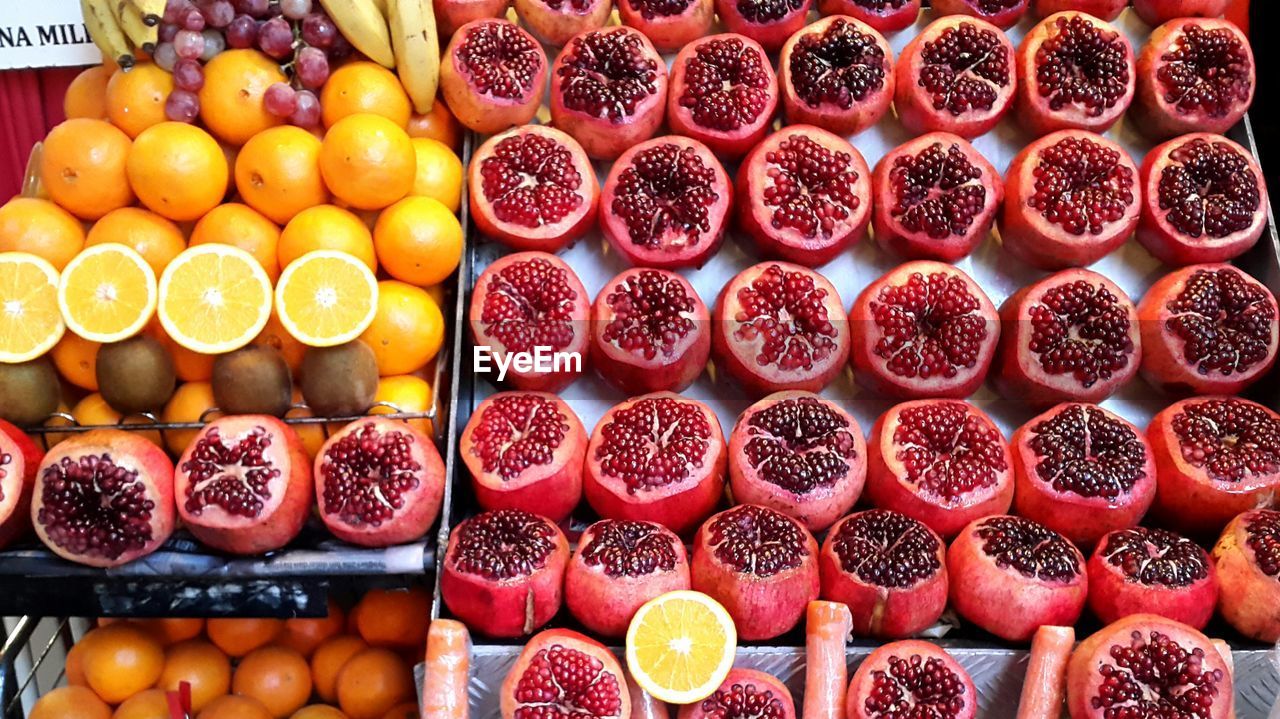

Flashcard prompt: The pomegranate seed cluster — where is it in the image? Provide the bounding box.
[789,19,887,110]
[513,644,624,719]
[481,133,585,229]
[1027,404,1148,500]
[37,454,156,562]
[451,509,559,580]
[558,29,661,120]
[919,23,1011,115]
[732,265,841,370]
[1091,630,1223,718]
[470,394,570,481]
[613,143,722,248]
[869,271,988,381]
[862,652,969,718]
[1098,528,1210,588]
[0,451,10,502]
[459,22,544,100]
[975,516,1081,582]
[1158,137,1260,239]
[580,519,680,577]
[742,396,857,494]
[708,505,810,576]
[1163,268,1276,377]
[888,142,987,239]
[1029,135,1135,236]
[320,424,423,528]
[602,271,698,359]
[1170,398,1280,484]
[1027,279,1134,388]
[180,425,278,518]
[735,0,803,24]
[480,256,582,354]
[975,0,1022,10]
[1034,15,1130,115]
[831,509,941,588]
[761,136,861,240]
[1158,23,1253,119]
[699,680,789,719]
[539,0,594,11]
[1245,510,1280,577]
[893,402,1007,501]
[680,37,773,131]
[594,396,712,492]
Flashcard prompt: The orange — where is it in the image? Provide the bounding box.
[232,645,313,718]
[113,688,171,719]
[65,65,113,120]
[359,281,444,376]
[80,623,166,704]
[106,63,173,138]
[70,393,164,446]
[236,126,329,225]
[373,196,462,286]
[320,62,412,128]
[310,635,368,704]
[139,617,205,646]
[65,639,88,686]
[335,648,415,719]
[278,205,377,272]
[275,250,379,347]
[286,389,326,460]
[158,244,274,354]
[0,197,86,270]
[127,122,228,221]
[371,375,433,435]
[279,598,346,658]
[199,49,288,145]
[0,252,64,363]
[197,695,274,719]
[148,322,216,382]
[161,381,219,455]
[319,114,415,211]
[381,705,418,719]
[405,100,461,150]
[626,590,737,705]
[254,311,307,375]
[51,333,100,390]
[86,207,186,276]
[157,639,233,713]
[40,118,134,220]
[351,587,431,651]
[189,203,282,282]
[206,618,284,658]
[292,707,350,719]
[30,686,112,719]
[58,243,158,343]
[409,138,462,212]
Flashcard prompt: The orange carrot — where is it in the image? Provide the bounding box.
[1212,638,1236,719]
[421,619,471,719]
[803,601,852,719]
[1017,625,1075,719]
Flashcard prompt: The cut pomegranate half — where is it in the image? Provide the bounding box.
[815,0,919,33]
[715,0,811,53]
[667,34,778,160]
[894,17,1016,139]
[779,16,894,137]
[1213,509,1280,643]
[1135,18,1255,139]
[931,0,1029,30]
[616,0,714,52]
[1015,12,1134,136]
[1087,526,1219,629]
[846,640,977,719]
[440,19,548,135]
[515,0,611,47]
[0,419,40,551]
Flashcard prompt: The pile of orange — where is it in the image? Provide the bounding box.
[30,587,431,719]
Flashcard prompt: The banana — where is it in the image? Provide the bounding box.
[389,0,439,113]
[116,0,158,52]
[126,0,165,26]
[81,0,135,69]
[369,0,388,15]
[317,0,397,68]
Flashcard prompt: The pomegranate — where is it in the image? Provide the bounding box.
[728,391,866,531]
[736,125,872,266]
[590,269,710,395]
[1133,0,1230,26]
[564,519,691,637]
[849,261,999,399]
[866,400,1013,539]
[1148,396,1280,536]
[948,515,1088,642]
[442,509,569,638]
[814,0,919,33]
[501,628,630,719]
[779,16,895,136]
[514,0,610,47]
[819,509,948,639]
[1066,614,1233,719]
[894,17,1016,139]
[712,262,851,397]
[617,0,714,53]
[583,392,726,536]
[1212,509,1280,643]
[469,125,600,254]
[174,415,312,555]
[1087,527,1218,629]
[1011,403,1157,548]
[469,251,591,393]
[931,0,1029,29]
[1031,0,1125,20]
[691,504,820,640]
[1136,264,1278,396]
[994,269,1141,404]
[1015,12,1134,137]
[314,417,445,547]
[459,391,586,522]
[31,429,174,568]
[1135,18,1255,139]
[434,0,508,37]
[845,640,977,719]
[440,19,547,135]
[715,0,810,53]
[0,420,41,550]
[678,669,795,719]
[871,133,1003,261]
[600,136,732,269]
[1000,130,1140,269]
[667,34,778,160]
[1137,133,1269,266]
[551,27,668,161]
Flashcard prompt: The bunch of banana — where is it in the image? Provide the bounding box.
[388,0,439,113]
[81,0,164,69]
[317,0,397,67]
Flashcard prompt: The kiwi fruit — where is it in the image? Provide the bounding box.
[301,341,379,418]
[212,345,293,417]
[95,335,177,415]
[0,357,61,426]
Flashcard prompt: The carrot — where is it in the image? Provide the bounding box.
[1017,625,1075,719]
[421,619,471,719]
[803,601,852,719]
[627,672,670,719]
[1211,638,1236,719]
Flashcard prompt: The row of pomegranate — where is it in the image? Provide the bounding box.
[0,416,447,566]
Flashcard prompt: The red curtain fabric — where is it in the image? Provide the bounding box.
[0,67,79,202]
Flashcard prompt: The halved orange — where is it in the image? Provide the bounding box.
[57,243,156,343]
[0,252,64,362]
[158,244,273,354]
[275,250,378,347]
[625,590,737,705]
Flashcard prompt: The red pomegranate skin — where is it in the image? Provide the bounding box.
[1133,0,1230,26]
[815,0,919,33]
[931,0,1028,29]
[501,628,631,719]
[514,0,611,47]
[678,668,796,719]
[564,519,691,637]
[1087,527,1219,629]
[845,640,977,719]
[440,19,547,135]
[617,0,715,52]
[1133,18,1254,139]
[1031,0,1125,20]
[435,0,509,36]
[715,0,812,53]
[0,419,41,551]
[1212,509,1280,643]
[894,17,1016,139]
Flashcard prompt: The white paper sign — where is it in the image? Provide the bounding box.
[0,0,103,70]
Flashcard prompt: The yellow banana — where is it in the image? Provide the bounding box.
[369,0,388,15]
[81,0,135,68]
[389,0,439,113]
[317,0,396,68]
[126,0,165,25]
[116,0,158,52]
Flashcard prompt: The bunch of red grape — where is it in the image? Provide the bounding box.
[155,0,351,128]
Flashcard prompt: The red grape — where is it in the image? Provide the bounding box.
[174,29,206,59]
[181,7,205,30]
[165,90,201,123]
[295,46,330,89]
[225,14,257,48]
[264,82,299,117]
[173,58,205,92]
[280,0,313,19]
[300,13,335,48]
[289,90,321,128]
[200,29,225,61]
[236,0,269,17]
[257,16,293,59]
[153,42,178,71]
[203,0,235,28]
[164,0,191,25]
[159,23,179,42]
